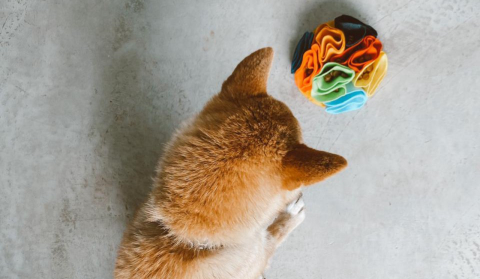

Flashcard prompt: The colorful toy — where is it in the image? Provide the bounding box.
[292,15,388,114]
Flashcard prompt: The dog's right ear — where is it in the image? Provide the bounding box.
[220,47,274,100]
[281,144,348,190]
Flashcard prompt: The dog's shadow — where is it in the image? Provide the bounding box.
[92,7,184,219]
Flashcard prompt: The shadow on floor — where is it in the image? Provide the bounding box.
[92,3,179,219]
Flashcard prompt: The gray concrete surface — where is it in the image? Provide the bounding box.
[1,0,480,278]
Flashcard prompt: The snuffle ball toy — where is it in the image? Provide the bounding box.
[291,15,388,114]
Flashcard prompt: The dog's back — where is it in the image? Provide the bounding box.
[115,48,347,279]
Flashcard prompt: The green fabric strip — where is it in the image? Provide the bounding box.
[311,62,355,103]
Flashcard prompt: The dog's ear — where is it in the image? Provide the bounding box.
[221,47,274,99]
[281,144,347,190]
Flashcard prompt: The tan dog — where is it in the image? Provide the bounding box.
[114,47,347,279]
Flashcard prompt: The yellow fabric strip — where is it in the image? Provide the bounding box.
[353,51,388,96]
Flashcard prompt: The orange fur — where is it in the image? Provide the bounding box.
[114,47,347,279]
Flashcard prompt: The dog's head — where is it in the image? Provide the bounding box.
[151,48,347,246]
[219,47,347,191]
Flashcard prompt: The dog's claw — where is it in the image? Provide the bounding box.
[286,193,305,216]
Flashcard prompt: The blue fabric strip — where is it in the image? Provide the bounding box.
[324,83,368,114]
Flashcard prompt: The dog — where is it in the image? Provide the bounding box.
[114,47,347,279]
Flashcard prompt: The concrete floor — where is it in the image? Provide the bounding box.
[1,0,480,278]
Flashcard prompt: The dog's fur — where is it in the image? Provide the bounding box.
[114,48,347,279]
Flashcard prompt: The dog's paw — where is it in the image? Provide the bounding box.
[286,193,305,216]
[285,193,305,227]
[267,193,305,244]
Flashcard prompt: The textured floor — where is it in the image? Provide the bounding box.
[1,0,480,278]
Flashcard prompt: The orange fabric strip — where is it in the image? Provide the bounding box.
[330,35,382,72]
[313,24,345,63]
[294,44,322,97]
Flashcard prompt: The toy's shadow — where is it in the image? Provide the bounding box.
[289,0,364,59]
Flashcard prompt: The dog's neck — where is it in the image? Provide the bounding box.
[147,208,224,251]
[183,239,224,251]
[164,224,225,251]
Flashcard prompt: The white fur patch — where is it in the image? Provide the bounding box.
[286,193,305,225]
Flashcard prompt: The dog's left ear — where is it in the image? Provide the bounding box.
[221,47,274,99]
[282,144,348,190]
